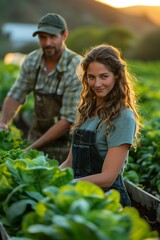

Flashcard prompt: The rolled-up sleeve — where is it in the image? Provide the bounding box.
[7,57,33,104]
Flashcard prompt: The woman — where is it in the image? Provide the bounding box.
[60,44,141,207]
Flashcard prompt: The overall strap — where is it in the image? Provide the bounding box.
[96,120,102,130]
[33,66,41,91]
[55,54,76,94]
[34,54,76,94]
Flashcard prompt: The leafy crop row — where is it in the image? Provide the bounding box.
[0,129,158,239]
[1,60,159,197]
[124,61,160,198]
[0,61,160,239]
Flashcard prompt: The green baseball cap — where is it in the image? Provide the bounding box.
[32,13,67,37]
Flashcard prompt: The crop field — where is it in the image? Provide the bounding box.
[0,60,160,197]
[0,60,160,239]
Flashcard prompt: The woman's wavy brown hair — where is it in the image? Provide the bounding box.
[71,44,142,146]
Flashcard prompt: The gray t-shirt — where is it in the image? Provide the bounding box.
[80,108,136,169]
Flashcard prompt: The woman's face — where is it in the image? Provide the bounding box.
[86,61,116,103]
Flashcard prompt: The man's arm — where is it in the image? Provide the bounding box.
[0,96,21,130]
[28,119,72,149]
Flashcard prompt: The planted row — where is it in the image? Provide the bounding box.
[0,154,157,240]
[0,129,158,239]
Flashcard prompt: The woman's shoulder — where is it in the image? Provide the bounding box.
[114,108,135,125]
[120,108,135,119]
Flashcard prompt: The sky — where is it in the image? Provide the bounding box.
[97,0,160,7]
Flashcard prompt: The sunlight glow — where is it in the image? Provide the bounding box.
[97,0,160,7]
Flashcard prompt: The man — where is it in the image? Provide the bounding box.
[0,13,82,163]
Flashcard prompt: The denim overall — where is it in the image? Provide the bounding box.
[28,56,75,163]
[72,128,131,207]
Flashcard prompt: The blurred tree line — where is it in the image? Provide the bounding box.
[0,24,160,60]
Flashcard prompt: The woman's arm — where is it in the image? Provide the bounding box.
[59,147,73,169]
[76,144,130,188]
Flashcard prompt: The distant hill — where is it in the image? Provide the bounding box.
[0,0,158,36]
[119,6,160,27]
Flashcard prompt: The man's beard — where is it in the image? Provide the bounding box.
[43,45,61,57]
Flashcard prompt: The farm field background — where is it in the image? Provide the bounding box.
[0,60,160,198]
[125,60,160,198]
[0,60,160,239]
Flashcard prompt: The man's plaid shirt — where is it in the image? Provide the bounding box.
[8,47,82,123]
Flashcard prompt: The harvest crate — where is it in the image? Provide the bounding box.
[124,179,160,232]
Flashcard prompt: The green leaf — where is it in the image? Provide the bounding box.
[69,199,90,214]
[6,199,36,222]
[75,181,105,197]
[25,190,44,201]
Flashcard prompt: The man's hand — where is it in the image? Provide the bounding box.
[0,122,9,131]
[24,145,32,152]
[0,96,21,131]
